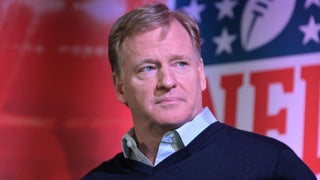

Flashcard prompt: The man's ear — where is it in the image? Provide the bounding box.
[112,73,127,105]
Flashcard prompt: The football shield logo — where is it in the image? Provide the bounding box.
[241,0,296,51]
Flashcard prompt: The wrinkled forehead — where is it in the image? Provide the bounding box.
[119,21,172,56]
[126,20,193,50]
[121,19,195,53]
[120,20,199,66]
[119,25,169,62]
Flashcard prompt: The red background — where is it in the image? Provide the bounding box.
[0,0,318,179]
[0,1,152,179]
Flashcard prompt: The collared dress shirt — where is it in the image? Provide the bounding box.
[121,107,217,166]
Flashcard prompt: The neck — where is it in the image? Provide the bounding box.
[133,124,175,164]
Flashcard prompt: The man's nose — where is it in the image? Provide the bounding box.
[157,66,177,90]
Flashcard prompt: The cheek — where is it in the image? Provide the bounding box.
[124,80,153,102]
[183,72,204,96]
[194,66,206,91]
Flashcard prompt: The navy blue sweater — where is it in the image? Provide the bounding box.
[83,122,316,179]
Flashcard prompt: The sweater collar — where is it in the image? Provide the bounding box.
[121,107,217,166]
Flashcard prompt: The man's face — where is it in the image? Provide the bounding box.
[113,20,206,130]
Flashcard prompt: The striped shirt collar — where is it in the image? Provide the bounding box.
[121,107,217,166]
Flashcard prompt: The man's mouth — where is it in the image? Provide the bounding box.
[155,97,184,105]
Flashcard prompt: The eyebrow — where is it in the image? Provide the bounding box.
[170,54,189,61]
[133,58,159,71]
[134,54,191,67]
[136,58,158,66]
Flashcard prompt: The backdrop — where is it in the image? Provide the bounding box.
[0,0,319,179]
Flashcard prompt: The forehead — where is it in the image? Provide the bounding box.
[121,20,195,58]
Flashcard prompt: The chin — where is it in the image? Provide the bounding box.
[157,114,191,128]
[157,121,184,131]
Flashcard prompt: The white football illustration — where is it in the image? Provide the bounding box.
[240,0,296,51]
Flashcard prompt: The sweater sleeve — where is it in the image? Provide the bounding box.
[269,149,316,179]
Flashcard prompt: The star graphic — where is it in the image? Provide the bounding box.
[214,0,238,21]
[213,27,237,55]
[183,0,205,23]
[299,16,320,45]
[304,0,320,9]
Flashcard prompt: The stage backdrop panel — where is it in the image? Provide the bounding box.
[0,0,319,179]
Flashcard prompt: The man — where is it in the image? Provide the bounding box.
[83,3,316,179]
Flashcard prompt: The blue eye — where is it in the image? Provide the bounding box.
[176,62,187,68]
[141,66,156,72]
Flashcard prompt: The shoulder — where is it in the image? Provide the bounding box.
[203,122,316,178]
[201,122,302,167]
[189,121,293,165]
[82,153,125,179]
[209,122,290,151]
[82,153,153,179]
